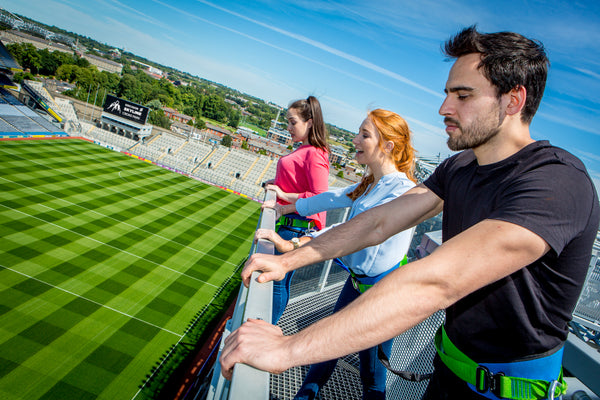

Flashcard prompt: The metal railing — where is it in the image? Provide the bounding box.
[206,189,277,400]
[205,220,600,399]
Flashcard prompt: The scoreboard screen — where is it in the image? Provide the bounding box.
[103,94,149,124]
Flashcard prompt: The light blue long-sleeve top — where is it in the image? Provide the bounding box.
[295,171,416,277]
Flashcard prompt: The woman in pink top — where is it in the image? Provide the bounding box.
[266,95,330,324]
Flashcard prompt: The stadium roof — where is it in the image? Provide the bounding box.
[0,40,22,71]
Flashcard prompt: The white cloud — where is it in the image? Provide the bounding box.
[192,0,443,99]
[537,111,600,137]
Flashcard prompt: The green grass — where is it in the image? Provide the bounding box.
[0,139,260,400]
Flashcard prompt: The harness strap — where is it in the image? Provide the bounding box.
[333,255,431,382]
[377,343,432,382]
[275,214,315,231]
[334,255,408,294]
[434,326,567,400]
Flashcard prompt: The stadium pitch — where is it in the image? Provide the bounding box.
[0,138,261,399]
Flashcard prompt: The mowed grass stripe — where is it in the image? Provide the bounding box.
[1,170,255,244]
[0,139,260,400]
[1,265,183,337]
[1,175,255,263]
[1,203,222,289]
[0,145,257,228]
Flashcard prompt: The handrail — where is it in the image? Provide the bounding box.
[206,189,277,400]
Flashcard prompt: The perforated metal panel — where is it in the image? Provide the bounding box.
[385,310,445,399]
[270,284,364,400]
[573,255,600,330]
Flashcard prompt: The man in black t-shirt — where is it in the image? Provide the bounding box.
[220,26,600,400]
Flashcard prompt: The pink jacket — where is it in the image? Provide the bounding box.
[274,144,329,229]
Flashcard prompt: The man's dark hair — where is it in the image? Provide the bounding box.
[443,25,549,124]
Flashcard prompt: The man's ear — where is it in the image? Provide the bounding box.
[506,85,527,116]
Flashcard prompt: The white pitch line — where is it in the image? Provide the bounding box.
[0,148,258,239]
[0,204,219,289]
[0,175,242,268]
[0,264,183,338]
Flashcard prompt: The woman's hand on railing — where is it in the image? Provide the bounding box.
[220,318,291,380]
[254,229,293,253]
[265,183,284,198]
[261,199,288,219]
[261,198,277,209]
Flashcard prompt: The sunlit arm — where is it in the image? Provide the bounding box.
[242,184,442,286]
[221,218,550,379]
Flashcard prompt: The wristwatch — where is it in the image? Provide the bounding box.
[291,237,300,250]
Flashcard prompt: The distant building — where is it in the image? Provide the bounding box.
[0,30,71,53]
[203,123,243,147]
[236,126,257,138]
[130,60,163,78]
[329,145,348,165]
[0,30,123,75]
[81,53,123,74]
[162,107,194,124]
[267,127,292,146]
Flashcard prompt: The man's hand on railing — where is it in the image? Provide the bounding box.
[241,253,288,287]
[220,318,291,380]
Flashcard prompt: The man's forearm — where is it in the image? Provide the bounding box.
[280,185,441,273]
[279,207,385,272]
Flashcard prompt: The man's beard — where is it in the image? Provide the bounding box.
[445,105,504,151]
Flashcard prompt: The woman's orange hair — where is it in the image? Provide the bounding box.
[347,109,416,201]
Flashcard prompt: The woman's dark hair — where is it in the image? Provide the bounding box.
[347,109,416,201]
[288,96,329,152]
[443,25,549,124]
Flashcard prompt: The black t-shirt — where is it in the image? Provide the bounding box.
[424,140,599,362]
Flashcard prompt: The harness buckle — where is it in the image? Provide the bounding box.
[489,371,504,397]
[475,366,505,396]
[350,276,360,292]
[475,366,490,393]
[547,380,558,400]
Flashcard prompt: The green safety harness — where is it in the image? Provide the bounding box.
[434,325,567,400]
[275,214,316,233]
[347,255,408,293]
[338,254,568,399]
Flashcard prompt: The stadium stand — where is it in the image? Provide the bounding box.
[21,80,63,122]
[0,43,66,138]
[0,88,65,137]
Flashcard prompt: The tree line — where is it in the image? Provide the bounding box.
[6,42,278,131]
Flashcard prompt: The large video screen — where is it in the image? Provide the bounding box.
[103,94,149,125]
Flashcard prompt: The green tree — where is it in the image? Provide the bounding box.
[241,140,249,150]
[146,99,162,110]
[228,109,241,128]
[221,134,232,147]
[11,71,35,84]
[195,119,206,130]
[56,64,78,82]
[336,171,344,178]
[148,109,171,129]
[117,74,143,103]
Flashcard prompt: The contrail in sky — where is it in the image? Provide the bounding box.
[194,0,443,98]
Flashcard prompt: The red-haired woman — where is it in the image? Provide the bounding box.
[258,109,417,400]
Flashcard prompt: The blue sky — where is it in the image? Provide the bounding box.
[2,0,599,189]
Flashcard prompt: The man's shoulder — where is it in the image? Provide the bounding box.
[523,141,589,175]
